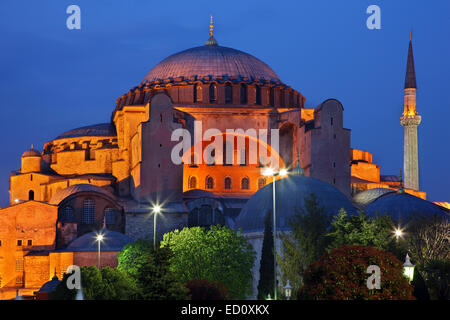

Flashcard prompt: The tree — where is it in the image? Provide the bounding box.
[100,267,138,300]
[257,210,274,300]
[278,193,331,295]
[327,209,396,251]
[405,213,449,266]
[421,259,450,300]
[51,266,138,300]
[299,245,415,300]
[161,225,255,299]
[117,239,154,279]
[118,240,188,300]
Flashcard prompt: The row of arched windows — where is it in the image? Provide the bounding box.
[192,83,294,107]
[188,176,266,190]
[193,83,249,104]
[61,200,118,225]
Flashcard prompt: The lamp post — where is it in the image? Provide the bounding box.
[403,253,415,283]
[262,167,288,300]
[152,205,161,249]
[96,233,104,269]
[284,280,292,300]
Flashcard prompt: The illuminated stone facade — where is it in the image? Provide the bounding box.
[0,31,437,299]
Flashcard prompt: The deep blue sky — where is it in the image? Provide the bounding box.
[0,0,449,207]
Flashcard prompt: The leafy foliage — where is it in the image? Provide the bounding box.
[118,240,189,300]
[278,193,331,295]
[327,209,396,250]
[160,225,255,299]
[51,266,138,300]
[185,280,229,300]
[257,210,274,300]
[299,245,415,300]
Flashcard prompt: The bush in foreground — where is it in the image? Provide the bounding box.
[299,245,415,300]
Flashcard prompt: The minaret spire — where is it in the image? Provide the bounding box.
[404,31,417,90]
[205,15,218,46]
[400,32,421,191]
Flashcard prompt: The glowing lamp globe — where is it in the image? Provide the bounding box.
[403,254,414,282]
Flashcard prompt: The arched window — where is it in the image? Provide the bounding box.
[189,176,197,189]
[82,199,95,224]
[194,84,202,102]
[104,208,116,225]
[269,87,275,107]
[280,89,285,107]
[255,85,261,105]
[224,177,232,190]
[188,206,225,227]
[225,83,232,104]
[28,190,34,201]
[258,177,266,189]
[205,176,214,189]
[241,177,250,190]
[62,206,75,222]
[209,83,217,103]
[240,84,247,104]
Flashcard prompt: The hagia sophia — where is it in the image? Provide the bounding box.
[0,20,448,299]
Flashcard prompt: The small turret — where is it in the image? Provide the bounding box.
[21,145,42,173]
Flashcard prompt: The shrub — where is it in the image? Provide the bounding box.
[299,245,415,300]
[185,280,229,300]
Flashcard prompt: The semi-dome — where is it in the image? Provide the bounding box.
[353,188,395,207]
[55,123,116,140]
[365,191,449,220]
[49,184,116,205]
[142,45,282,84]
[63,230,133,252]
[235,174,356,233]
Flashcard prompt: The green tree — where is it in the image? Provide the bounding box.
[257,210,274,300]
[327,209,395,251]
[161,225,255,299]
[117,239,154,279]
[278,193,331,296]
[51,266,138,300]
[100,267,138,300]
[118,241,188,300]
[78,266,104,300]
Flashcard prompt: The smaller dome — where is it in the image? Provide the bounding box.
[49,184,116,205]
[38,274,60,293]
[365,192,449,220]
[353,188,395,207]
[22,148,41,157]
[64,230,133,252]
[236,175,356,233]
[55,123,116,140]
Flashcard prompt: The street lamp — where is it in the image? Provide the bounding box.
[393,227,404,240]
[284,280,292,300]
[96,233,104,269]
[152,205,162,249]
[262,167,288,300]
[403,253,415,283]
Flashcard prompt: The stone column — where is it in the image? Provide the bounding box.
[400,115,421,190]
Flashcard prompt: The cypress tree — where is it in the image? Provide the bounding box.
[257,210,274,299]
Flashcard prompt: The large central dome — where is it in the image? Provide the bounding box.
[142,44,282,84]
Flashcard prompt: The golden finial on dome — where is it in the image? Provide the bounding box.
[205,15,218,46]
[210,15,214,36]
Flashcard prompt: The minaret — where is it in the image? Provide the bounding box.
[400,31,421,190]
